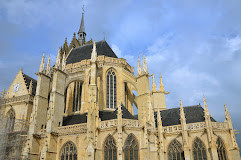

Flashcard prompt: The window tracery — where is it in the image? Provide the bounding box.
[106,69,117,109]
[104,135,117,160]
[60,141,77,160]
[6,109,15,132]
[193,138,207,160]
[168,139,185,160]
[124,134,138,160]
[217,137,227,160]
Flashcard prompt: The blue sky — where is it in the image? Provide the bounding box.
[0,0,241,151]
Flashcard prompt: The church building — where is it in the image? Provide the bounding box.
[0,10,240,160]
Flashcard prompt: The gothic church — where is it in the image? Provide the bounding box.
[1,11,241,160]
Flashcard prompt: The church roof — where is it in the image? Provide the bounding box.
[22,73,37,95]
[66,40,118,64]
[155,105,216,127]
[62,105,136,126]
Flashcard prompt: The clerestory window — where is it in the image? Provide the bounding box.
[106,69,117,109]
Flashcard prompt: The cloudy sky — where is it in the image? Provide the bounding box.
[0,0,241,150]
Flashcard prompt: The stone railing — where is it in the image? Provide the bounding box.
[99,119,141,130]
[66,55,134,73]
[57,123,87,135]
[5,95,34,105]
[162,122,228,133]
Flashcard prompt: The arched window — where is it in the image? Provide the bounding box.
[106,69,117,109]
[193,138,207,160]
[64,81,83,113]
[168,139,185,160]
[104,135,117,160]
[217,137,227,160]
[6,109,15,132]
[60,141,77,160]
[124,134,138,160]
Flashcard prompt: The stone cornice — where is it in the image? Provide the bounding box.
[5,94,34,105]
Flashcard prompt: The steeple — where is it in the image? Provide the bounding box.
[78,6,86,46]
[152,75,157,92]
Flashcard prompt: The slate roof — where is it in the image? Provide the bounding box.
[66,40,118,64]
[62,104,136,126]
[154,105,216,127]
[22,73,37,95]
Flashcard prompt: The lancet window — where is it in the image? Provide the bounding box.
[104,135,117,160]
[124,134,138,160]
[106,69,117,109]
[6,109,15,132]
[64,81,82,113]
[168,139,185,160]
[193,138,207,160]
[60,141,77,160]
[217,137,227,160]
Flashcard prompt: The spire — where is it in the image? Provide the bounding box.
[78,6,86,45]
[62,52,66,71]
[137,56,142,76]
[91,40,97,62]
[46,55,51,76]
[152,75,157,92]
[55,48,61,69]
[160,73,164,92]
[39,52,45,73]
[203,96,209,115]
[142,53,148,74]
[29,80,33,94]
[179,99,186,124]
[224,103,231,120]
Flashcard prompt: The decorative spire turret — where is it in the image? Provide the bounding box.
[152,75,157,92]
[46,55,51,76]
[179,99,186,124]
[160,73,165,92]
[62,52,66,71]
[203,96,214,144]
[29,80,33,94]
[142,53,148,74]
[137,56,142,76]
[91,40,97,62]
[55,48,61,69]
[78,6,86,46]
[39,52,45,73]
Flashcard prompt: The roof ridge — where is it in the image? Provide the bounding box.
[163,104,202,111]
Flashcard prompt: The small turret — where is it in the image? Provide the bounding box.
[28,80,33,94]
[39,52,45,73]
[160,73,164,92]
[137,56,142,76]
[91,40,97,62]
[142,53,148,74]
[55,48,61,69]
[152,75,157,92]
[62,52,66,71]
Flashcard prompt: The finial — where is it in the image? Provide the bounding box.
[180,98,183,108]
[137,56,142,76]
[91,40,97,62]
[224,103,230,119]
[55,48,61,69]
[203,95,208,110]
[152,75,157,92]
[142,53,148,74]
[46,55,51,76]
[160,73,164,92]
[29,80,33,94]
[73,32,76,37]
[62,52,66,71]
[39,51,45,73]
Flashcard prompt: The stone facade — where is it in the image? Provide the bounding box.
[2,12,241,160]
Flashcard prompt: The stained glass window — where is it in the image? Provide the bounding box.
[106,70,117,109]
[168,139,185,160]
[60,141,77,160]
[6,109,15,132]
[217,137,227,160]
[104,135,117,160]
[124,134,138,160]
[193,138,207,160]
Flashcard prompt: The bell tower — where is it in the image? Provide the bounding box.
[78,6,86,46]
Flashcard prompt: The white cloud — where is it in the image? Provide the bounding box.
[226,36,241,52]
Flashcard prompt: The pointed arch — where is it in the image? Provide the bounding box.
[6,108,15,132]
[217,137,227,160]
[106,68,117,109]
[104,135,117,160]
[60,141,77,160]
[192,137,207,160]
[124,133,139,160]
[168,139,185,160]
